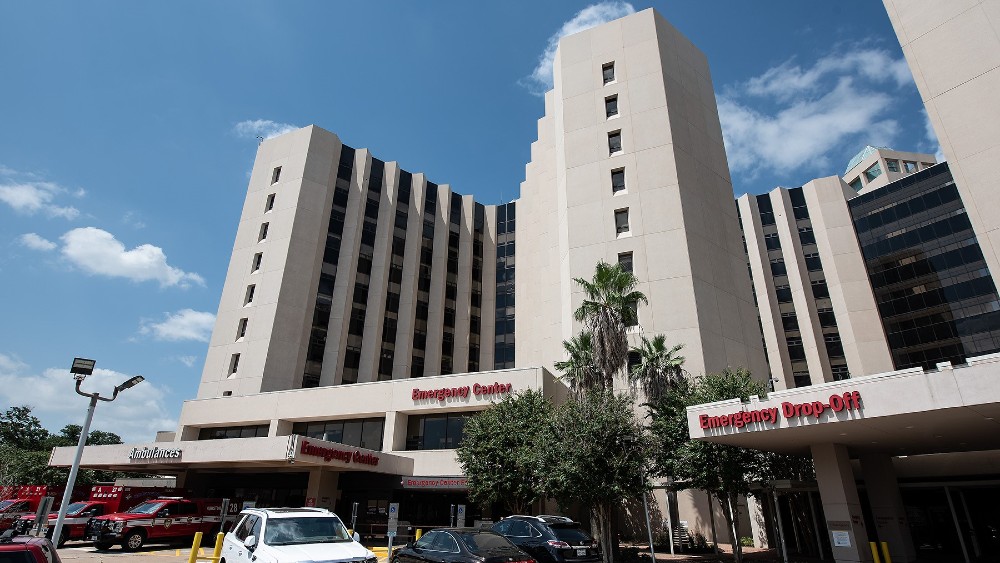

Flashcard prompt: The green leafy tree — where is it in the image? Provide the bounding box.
[0,406,50,450]
[628,335,684,404]
[554,332,601,396]
[648,368,814,563]
[457,391,552,514]
[572,262,647,390]
[539,391,648,563]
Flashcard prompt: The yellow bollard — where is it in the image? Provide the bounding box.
[210,533,225,562]
[869,542,881,563]
[189,532,204,563]
[880,542,892,563]
[415,529,422,541]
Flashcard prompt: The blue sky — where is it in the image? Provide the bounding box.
[0,2,937,440]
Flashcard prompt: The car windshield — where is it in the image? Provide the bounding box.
[263,516,351,545]
[65,503,89,515]
[0,500,14,511]
[127,501,166,515]
[550,525,592,543]
[456,532,514,554]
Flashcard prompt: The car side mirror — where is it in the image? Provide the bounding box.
[352,532,361,543]
[405,542,413,549]
[244,535,257,549]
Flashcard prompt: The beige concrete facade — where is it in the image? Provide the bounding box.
[884,0,1000,288]
[842,146,937,194]
[516,8,767,383]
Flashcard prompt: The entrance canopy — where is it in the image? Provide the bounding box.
[49,434,414,475]
[686,355,1000,456]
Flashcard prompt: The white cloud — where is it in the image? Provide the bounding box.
[234,119,299,140]
[719,48,915,178]
[18,232,57,251]
[140,309,216,342]
[744,49,913,102]
[176,356,198,368]
[0,181,80,219]
[122,211,146,229]
[0,359,176,442]
[923,109,946,163]
[60,227,204,288]
[521,2,635,95]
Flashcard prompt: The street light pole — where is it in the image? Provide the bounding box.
[50,358,143,547]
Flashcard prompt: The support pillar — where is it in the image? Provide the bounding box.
[747,494,769,548]
[811,443,872,562]
[306,469,340,510]
[860,454,916,562]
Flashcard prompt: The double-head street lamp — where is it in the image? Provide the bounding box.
[51,358,144,547]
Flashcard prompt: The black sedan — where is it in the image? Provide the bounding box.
[393,528,535,563]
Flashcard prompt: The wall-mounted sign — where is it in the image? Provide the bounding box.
[698,391,862,430]
[299,439,380,466]
[129,447,182,461]
[412,382,513,402]
[401,477,468,490]
[832,531,851,547]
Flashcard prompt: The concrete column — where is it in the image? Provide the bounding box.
[270,419,293,436]
[382,411,407,452]
[747,494,769,548]
[306,469,340,510]
[860,454,916,562]
[811,443,872,562]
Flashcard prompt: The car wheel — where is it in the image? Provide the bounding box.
[122,530,146,551]
[56,530,68,548]
[94,541,114,551]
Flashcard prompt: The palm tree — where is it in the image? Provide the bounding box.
[573,261,648,390]
[628,335,685,404]
[554,332,601,396]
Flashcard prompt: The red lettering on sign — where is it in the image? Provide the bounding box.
[699,391,863,431]
[300,440,379,466]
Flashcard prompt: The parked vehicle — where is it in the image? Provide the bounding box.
[0,487,88,533]
[492,516,599,563]
[14,486,180,546]
[221,507,377,563]
[392,528,533,563]
[0,534,62,563]
[85,496,239,551]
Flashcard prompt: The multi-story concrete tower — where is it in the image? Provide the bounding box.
[516,8,768,381]
[197,127,502,399]
[883,0,1000,290]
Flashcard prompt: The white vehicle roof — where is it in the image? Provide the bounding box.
[239,507,341,519]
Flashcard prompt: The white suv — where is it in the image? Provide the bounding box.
[222,507,377,563]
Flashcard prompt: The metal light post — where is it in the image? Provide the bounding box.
[50,358,144,547]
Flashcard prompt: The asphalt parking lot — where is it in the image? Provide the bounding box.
[55,541,392,563]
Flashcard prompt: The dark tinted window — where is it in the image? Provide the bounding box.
[549,524,593,543]
[457,532,514,554]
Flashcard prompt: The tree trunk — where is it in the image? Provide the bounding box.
[594,503,615,563]
[722,493,743,563]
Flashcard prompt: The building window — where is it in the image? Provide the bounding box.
[770,258,786,276]
[626,300,639,327]
[804,252,823,272]
[903,161,918,173]
[251,252,263,272]
[775,285,792,303]
[292,418,385,451]
[618,252,633,273]
[265,193,275,212]
[921,162,934,169]
[781,312,798,332]
[406,412,475,450]
[614,209,630,234]
[244,284,256,306]
[811,279,830,299]
[605,95,619,118]
[793,372,811,388]
[271,166,282,184]
[608,131,622,155]
[258,222,269,242]
[864,163,883,182]
[228,353,240,375]
[848,177,863,191]
[222,391,232,397]
[831,364,850,381]
[886,159,900,173]
[611,168,626,193]
[602,62,615,84]
[798,226,816,245]
[198,425,268,440]
[236,318,248,340]
[764,232,781,250]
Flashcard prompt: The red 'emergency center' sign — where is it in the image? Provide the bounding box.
[411,382,513,402]
[698,391,862,429]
